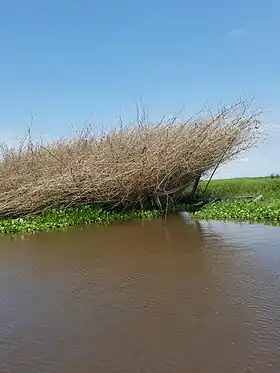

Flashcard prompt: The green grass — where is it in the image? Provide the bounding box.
[0,205,163,235]
[198,176,280,198]
[192,176,280,225]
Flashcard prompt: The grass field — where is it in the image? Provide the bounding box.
[192,176,280,225]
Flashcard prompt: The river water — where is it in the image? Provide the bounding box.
[1,214,280,372]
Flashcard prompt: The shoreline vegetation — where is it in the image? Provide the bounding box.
[191,175,280,226]
[0,205,164,235]
[0,98,271,235]
[0,175,279,235]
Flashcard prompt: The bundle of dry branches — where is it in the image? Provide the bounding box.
[0,99,264,218]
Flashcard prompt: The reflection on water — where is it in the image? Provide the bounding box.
[0,214,280,373]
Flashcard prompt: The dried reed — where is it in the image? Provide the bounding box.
[0,99,264,218]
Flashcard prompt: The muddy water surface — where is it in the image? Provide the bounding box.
[1,214,280,372]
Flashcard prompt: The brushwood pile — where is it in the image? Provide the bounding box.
[0,100,263,217]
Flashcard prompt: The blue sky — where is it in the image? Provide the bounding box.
[0,0,279,178]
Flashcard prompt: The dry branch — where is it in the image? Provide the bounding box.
[0,99,264,218]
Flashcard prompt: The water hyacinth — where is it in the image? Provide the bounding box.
[0,205,163,235]
[193,200,280,225]
[192,177,280,226]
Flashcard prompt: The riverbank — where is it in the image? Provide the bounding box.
[2,176,279,235]
[0,205,163,235]
[192,176,280,225]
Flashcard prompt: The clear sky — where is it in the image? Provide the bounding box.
[0,0,279,178]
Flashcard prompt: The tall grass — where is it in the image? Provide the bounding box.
[199,177,280,198]
[0,99,263,218]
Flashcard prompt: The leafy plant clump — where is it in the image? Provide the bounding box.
[192,177,280,226]
[0,205,163,235]
[192,200,280,225]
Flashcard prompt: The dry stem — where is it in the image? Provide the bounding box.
[0,99,264,218]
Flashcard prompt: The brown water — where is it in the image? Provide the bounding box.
[1,214,280,373]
